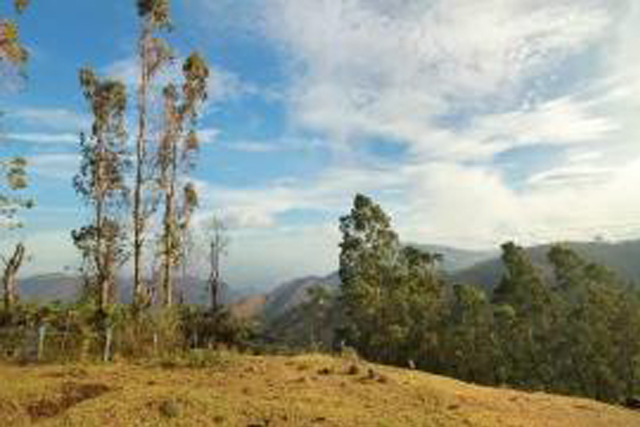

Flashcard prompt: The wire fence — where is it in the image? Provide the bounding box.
[0,323,184,363]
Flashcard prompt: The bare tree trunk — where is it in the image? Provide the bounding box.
[94,134,110,312]
[161,187,175,307]
[2,243,25,311]
[161,135,178,307]
[133,24,151,306]
[209,241,221,313]
[206,219,228,314]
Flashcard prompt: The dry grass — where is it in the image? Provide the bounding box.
[0,353,638,426]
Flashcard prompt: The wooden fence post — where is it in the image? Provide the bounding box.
[37,323,47,362]
[103,325,113,362]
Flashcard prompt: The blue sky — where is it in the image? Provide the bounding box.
[2,0,640,289]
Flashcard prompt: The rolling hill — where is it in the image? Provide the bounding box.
[0,353,638,426]
[452,239,640,290]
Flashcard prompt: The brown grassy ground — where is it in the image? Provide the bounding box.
[0,353,639,426]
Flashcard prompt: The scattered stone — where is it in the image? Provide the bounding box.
[159,399,181,418]
[346,364,359,375]
[377,374,389,384]
[318,367,332,375]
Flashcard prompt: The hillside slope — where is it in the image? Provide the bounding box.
[262,273,340,321]
[0,354,638,426]
[453,239,640,290]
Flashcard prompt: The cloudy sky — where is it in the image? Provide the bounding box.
[2,0,640,289]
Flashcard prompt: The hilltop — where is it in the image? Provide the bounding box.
[452,239,640,290]
[0,353,638,426]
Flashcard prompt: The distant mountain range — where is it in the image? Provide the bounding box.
[16,274,242,306]
[237,239,640,323]
[409,244,497,272]
[231,244,498,322]
[452,239,640,290]
[15,239,640,318]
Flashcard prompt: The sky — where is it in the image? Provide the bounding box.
[2,0,640,290]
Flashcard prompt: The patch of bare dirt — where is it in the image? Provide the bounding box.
[27,382,110,421]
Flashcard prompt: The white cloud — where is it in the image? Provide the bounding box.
[7,108,90,132]
[0,229,77,276]
[104,56,262,104]
[244,0,640,249]
[191,159,404,231]
[265,0,611,145]
[5,132,78,145]
[220,137,324,153]
[198,128,220,144]
[28,153,79,181]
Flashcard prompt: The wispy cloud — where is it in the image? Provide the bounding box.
[7,107,90,132]
[5,132,78,145]
[240,0,640,246]
[220,137,324,153]
[28,153,80,181]
[104,56,266,104]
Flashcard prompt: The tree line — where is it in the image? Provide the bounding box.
[335,194,640,405]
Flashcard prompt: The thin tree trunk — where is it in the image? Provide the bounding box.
[209,241,220,312]
[2,243,25,310]
[94,134,109,311]
[133,24,151,306]
[161,136,178,307]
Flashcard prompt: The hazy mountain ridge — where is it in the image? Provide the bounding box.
[16,274,242,305]
[409,244,497,271]
[16,239,640,313]
[452,239,640,290]
[254,239,640,324]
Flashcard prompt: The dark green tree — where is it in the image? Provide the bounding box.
[339,194,444,365]
[443,283,498,384]
[492,242,556,388]
[548,245,640,402]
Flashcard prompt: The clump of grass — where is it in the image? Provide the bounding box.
[154,348,238,370]
[339,346,360,364]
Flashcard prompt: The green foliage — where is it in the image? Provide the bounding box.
[335,194,640,405]
[0,1,32,66]
[441,284,498,384]
[0,157,34,229]
[339,194,445,365]
[137,0,171,29]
